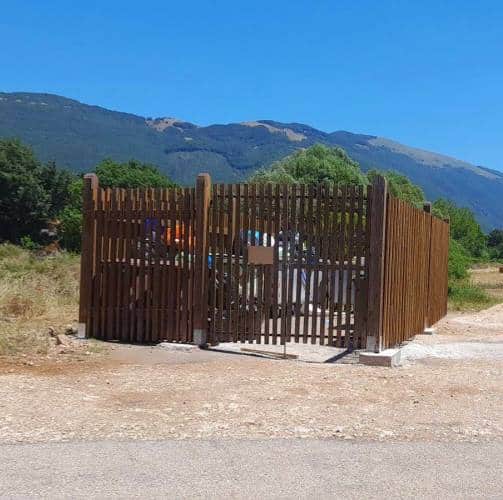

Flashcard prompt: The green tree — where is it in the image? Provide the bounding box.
[39,161,77,217]
[249,144,368,187]
[95,159,176,189]
[448,239,471,280]
[487,228,503,260]
[58,161,177,251]
[432,199,487,258]
[367,169,425,208]
[0,139,50,242]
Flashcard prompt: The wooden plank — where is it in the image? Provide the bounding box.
[217,184,226,340]
[241,183,250,342]
[318,185,329,345]
[366,175,388,352]
[208,187,218,342]
[294,184,306,343]
[121,189,131,342]
[285,184,296,342]
[302,186,314,344]
[263,183,273,344]
[326,185,338,346]
[271,184,281,344]
[232,184,242,343]
[136,189,146,343]
[78,174,99,331]
[335,185,347,347]
[255,183,265,343]
[92,188,104,339]
[344,185,356,348]
[193,174,211,343]
[280,183,289,344]
[310,184,322,344]
[248,183,257,342]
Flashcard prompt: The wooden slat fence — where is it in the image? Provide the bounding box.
[78,174,450,351]
[380,195,449,349]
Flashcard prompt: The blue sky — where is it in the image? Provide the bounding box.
[1,1,502,170]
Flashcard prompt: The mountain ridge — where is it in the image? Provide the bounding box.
[1,91,502,229]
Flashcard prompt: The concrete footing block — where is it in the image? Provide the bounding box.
[193,329,207,347]
[359,348,401,368]
[422,327,436,335]
[77,323,87,339]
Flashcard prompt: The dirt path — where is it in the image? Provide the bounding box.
[1,305,502,444]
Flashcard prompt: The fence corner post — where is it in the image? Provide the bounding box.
[193,173,211,346]
[367,175,388,353]
[78,173,99,339]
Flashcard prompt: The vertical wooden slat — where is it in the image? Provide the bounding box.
[327,185,338,346]
[255,183,265,343]
[226,184,235,342]
[335,185,347,347]
[233,184,242,343]
[294,184,306,343]
[318,185,329,345]
[310,184,322,344]
[280,183,289,344]
[248,183,257,342]
[217,184,226,340]
[263,183,273,344]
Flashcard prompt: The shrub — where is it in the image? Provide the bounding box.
[448,239,471,280]
[58,207,83,252]
[448,281,496,311]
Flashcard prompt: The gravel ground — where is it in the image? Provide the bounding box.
[0,305,502,445]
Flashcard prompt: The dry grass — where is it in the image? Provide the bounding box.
[0,244,80,357]
[469,265,503,301]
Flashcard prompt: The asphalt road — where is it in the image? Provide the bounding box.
[1,439,502,499]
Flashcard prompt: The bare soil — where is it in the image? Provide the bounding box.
[1,304,503,445]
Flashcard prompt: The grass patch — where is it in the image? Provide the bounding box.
[448,280,498,311]
[0,243,80,357]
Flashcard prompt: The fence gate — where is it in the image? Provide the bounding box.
[80,183,196,343]
[206,183,370,348]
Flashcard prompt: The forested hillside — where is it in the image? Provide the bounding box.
[2,92,503,229]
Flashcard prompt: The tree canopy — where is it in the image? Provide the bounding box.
[0,139,53,242]
[367,169,425,208]
[95,159,176,189]
[249,144,367,187]
[487,229,503,260]
[432,199,487,259]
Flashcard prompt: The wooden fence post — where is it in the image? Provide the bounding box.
[424,202,433,329]
[193,173,211,345]
[367,175,388,352]
[78,173,99,338]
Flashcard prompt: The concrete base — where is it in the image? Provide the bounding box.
[159,343,197,352]
[77,323,87,339]
[359,348,401,368]
[193,329,207,347]
[421,327,436,335]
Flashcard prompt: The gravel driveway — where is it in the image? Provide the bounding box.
[0,305,502,444]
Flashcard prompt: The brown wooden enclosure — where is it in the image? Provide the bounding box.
[78,173,449,351]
